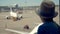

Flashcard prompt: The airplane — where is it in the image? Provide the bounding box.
[5,7,23,21]
[5,23,43,34]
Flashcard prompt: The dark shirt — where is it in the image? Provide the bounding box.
[37,21,60,34]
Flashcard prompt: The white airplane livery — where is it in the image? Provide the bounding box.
[6,7,23,21]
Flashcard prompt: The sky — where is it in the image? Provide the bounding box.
[0,0,59,6]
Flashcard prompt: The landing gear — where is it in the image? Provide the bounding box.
[17,16,23,20]
[6,15,23,21]
[21,16,23,18]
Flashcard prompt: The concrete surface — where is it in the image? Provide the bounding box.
[0,6,59,34]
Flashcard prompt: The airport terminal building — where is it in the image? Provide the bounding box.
[0,4,23,12]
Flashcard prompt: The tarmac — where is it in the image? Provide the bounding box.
[0,6,59,34]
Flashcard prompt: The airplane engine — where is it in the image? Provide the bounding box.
[17,14,23,20]
[6,16,10,19]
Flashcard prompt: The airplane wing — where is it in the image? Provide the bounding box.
[5,23,43,34]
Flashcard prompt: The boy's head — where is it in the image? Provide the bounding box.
[37,1,58,19]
